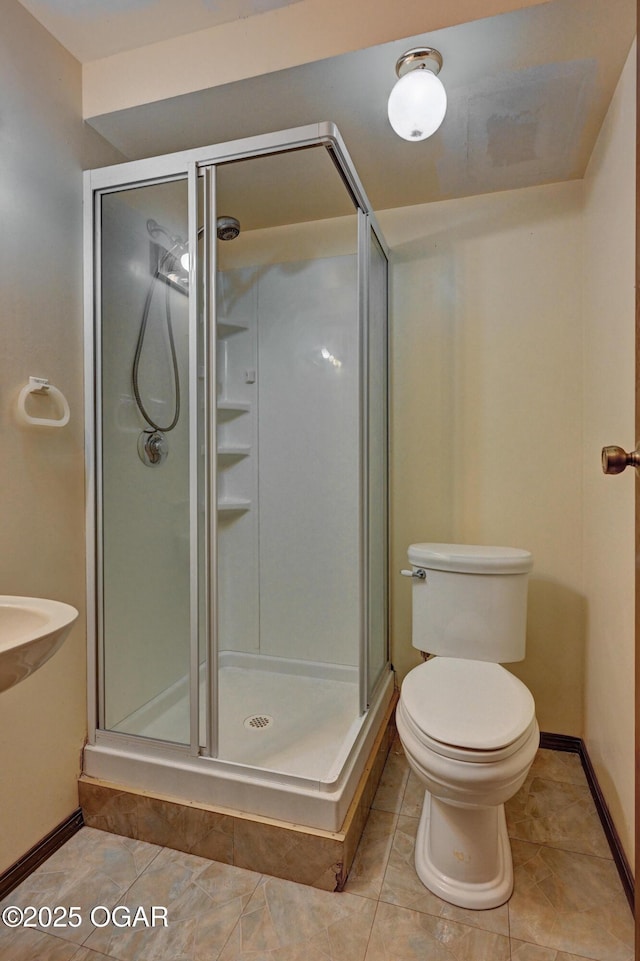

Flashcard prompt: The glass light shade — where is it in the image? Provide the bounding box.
[387,68,447,142]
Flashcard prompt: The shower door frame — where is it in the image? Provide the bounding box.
[84,122,390,774]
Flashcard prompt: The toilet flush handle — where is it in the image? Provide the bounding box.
[400,568,427,579]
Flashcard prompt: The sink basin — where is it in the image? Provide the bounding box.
[0,596,79,693]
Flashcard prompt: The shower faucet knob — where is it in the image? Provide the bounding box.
[138,430,168,467]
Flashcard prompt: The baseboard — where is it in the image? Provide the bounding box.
[0,809,84,901]
[539,732,634,913]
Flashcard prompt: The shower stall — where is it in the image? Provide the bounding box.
[83,124,392,832]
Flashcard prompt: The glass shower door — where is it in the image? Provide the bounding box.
[98,177,198,745]
[210,147,363,777]
[91,128,389,779]
[366,225,389,701]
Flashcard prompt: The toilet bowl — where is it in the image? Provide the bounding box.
[397,544,538,909]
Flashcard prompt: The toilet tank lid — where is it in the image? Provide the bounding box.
[408,543,533,574]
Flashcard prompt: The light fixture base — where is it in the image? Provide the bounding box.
[395,47,443,79]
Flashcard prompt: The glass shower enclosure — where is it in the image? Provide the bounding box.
[84,124,391,831]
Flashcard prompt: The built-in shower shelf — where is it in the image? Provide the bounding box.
[217,445,251,461]
[217,400,250,419]
[217,498,251,513]
[217,320,248,338]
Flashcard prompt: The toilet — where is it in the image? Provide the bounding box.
[396,543,539,910]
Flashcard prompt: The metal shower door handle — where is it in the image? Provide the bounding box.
[601,445,640,475]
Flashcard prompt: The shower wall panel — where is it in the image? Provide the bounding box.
[215,254,359,667]
[257,254,359,666]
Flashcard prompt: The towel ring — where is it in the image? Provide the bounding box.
[17,377,70,428]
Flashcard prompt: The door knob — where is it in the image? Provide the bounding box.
[601,445,640,475]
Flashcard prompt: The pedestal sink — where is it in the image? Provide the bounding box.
[0,596,78,693]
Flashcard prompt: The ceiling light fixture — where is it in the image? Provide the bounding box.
[387,47,447,142]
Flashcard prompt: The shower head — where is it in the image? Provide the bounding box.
[149,216,240,245]
[217,216,241,241]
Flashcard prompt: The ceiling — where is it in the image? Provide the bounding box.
[19,0,636,219]
[16,0,304,62]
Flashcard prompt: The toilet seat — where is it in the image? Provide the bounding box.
[400,657,536,762]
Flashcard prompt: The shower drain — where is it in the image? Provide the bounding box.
[244,714,274,730]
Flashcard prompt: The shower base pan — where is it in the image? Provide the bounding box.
[80,669,396,890]
[112,651,371,782]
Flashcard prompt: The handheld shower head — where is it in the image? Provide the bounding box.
[147,219,182,246]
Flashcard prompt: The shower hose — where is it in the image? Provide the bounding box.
[132,246,181,433]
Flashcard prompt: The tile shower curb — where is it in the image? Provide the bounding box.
[74,692,399,893]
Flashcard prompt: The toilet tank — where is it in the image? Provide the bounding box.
[408,543,533,663]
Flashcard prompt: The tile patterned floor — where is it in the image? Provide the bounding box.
[0,745,634,961]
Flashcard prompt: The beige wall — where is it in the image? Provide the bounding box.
[380,181,586,735]
[380,38,636,867]
[582,41,636,867]
[0,0,122,873]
